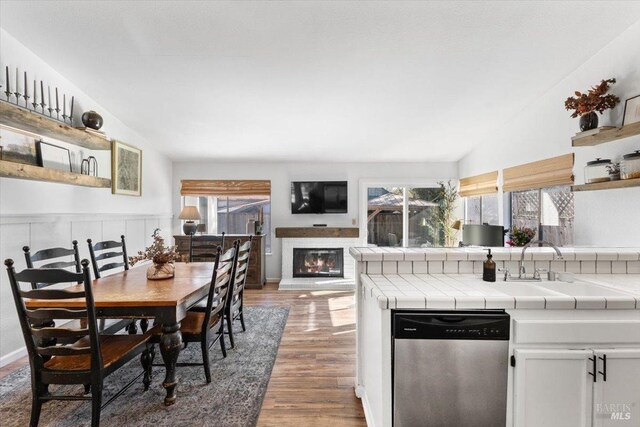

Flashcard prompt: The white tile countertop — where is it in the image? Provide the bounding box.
[361,273,640,311]
[349,247,640,262]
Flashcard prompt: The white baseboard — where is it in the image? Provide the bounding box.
[0,346,27,368]
[361,390,376,427]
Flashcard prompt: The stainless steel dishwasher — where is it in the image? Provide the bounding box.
[392,310,510,427]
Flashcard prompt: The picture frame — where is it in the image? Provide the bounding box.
[0,125,39,166]
[622,94,640,126]
[35,140,72,172]
[112,139,142,196]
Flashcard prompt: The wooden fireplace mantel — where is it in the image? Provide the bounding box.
[275,227,359,238]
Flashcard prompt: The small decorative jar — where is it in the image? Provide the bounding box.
[584,158,612,184]
[620,150,640,180]
[147,262,175,280]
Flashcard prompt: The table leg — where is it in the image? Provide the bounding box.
[160,322,182,406]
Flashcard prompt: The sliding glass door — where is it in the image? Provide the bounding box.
[364,184,442,248]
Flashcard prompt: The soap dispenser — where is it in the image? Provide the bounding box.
[483,249,496,282]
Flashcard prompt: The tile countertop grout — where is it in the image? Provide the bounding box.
[361,273,640,311]
[349,247,640,262]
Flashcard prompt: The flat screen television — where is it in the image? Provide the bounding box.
[291,181,348,214]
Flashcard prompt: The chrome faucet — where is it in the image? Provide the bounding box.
[518,240,563,279]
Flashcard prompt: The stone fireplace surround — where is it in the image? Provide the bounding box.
[276,227,359,290]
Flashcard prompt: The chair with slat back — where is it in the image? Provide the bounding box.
[225,236,252,348]
[4,258,154,427]
[189,231,225,262]
[23,241,82,288]
[87,236,142,334]
[152,242,237,382]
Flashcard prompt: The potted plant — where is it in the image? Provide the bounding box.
[564,78,620,131]
[606,162,621,181]
[507,226,536,247]
[434,180,459,247]
[129,228,179,280]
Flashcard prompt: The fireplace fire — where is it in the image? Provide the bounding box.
[293,248,344,278]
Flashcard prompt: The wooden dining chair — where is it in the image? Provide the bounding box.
[225,236,252,348]
[152,242,237,383]
[23,241,82,285]
[87,236,144,333]
[5,258,154,427]
[189,231,225,262]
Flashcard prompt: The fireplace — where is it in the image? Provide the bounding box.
[293,248,344,278]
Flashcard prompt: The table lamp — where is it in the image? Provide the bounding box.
[179,206,201,235]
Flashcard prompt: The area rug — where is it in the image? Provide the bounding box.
[0,306,289,427]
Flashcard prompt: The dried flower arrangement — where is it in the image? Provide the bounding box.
[564,78,620,118]
[606,162,621,179]
[129,228,179,266]
[507,226,536,247]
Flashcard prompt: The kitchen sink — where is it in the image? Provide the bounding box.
[489,282,565,297]
[537,281,634,297]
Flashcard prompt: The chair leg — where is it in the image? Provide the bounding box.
[226,311,235,349]
[219,319,227,358]
[239,308,246,332]
[91,382,102,427]
[84,384,91,394]
[29,396,42,427]
[127,321,138,335]
[201,336,211,383]
[140,319,149,333]
[141,344,154,391]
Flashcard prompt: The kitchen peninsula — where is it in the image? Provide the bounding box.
[351,247,640,427]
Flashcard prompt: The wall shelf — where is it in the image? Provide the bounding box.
[572,177,640,192]
[0,160,111,188]
[571,121,640,147]
[0,101,111,151]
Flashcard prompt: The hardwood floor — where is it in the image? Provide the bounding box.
[0,283,367,426]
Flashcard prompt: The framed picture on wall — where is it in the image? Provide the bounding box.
[112,140,142,196]
[622,94,640,126]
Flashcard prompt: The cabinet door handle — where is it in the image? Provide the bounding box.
[598,354,607,382]
[588,356,597,382]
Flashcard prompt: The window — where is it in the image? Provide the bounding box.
[507,185,574,246]
[464,195,499,225]
[366,185,444,248]
[182,195,271,252]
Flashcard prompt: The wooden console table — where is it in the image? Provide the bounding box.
[173,234,266,289]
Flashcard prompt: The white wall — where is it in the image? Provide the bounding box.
[172,161,458,278]
[0,29,173,363]
[458,21,640,246]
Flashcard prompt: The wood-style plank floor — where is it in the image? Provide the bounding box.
[0,283,367,426]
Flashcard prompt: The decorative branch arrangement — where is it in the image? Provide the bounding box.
[2,65,75,126]
[564,78,620,118]
[129,229,179,266]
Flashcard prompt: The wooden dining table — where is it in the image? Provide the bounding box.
[25,262,215,406]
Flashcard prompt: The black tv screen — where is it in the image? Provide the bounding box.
[291,181,348,214]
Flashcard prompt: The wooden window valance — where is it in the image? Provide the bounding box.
[180,180,271,196]
[503,153,574,193]
[458,171,498,197]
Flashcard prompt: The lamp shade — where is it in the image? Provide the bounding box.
[179,206,201,221]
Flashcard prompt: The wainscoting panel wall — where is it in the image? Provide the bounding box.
[0,213,173,365]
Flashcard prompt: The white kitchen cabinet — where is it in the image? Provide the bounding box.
[592,349,640,426]
[513,349,594,427]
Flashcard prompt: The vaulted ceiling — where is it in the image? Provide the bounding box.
[2,1,640,162]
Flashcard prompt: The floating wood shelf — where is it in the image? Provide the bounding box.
[0,102,111,150]
[275,227,360,238]
[571,121,640,147]
[0,160,111,188]
[572,177,640,192]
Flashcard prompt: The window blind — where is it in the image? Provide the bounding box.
[458,171,498,197]
[503,153,574,193]
[180,180,271,196]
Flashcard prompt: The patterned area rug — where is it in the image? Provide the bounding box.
[0,306,289,427]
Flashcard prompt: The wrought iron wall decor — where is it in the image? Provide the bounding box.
[81,156,98,176]
[2,65,75,126]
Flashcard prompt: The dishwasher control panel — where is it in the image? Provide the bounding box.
[393,310,510,340]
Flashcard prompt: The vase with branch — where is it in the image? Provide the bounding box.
[564,78,620,131]
[129,228,179,280]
